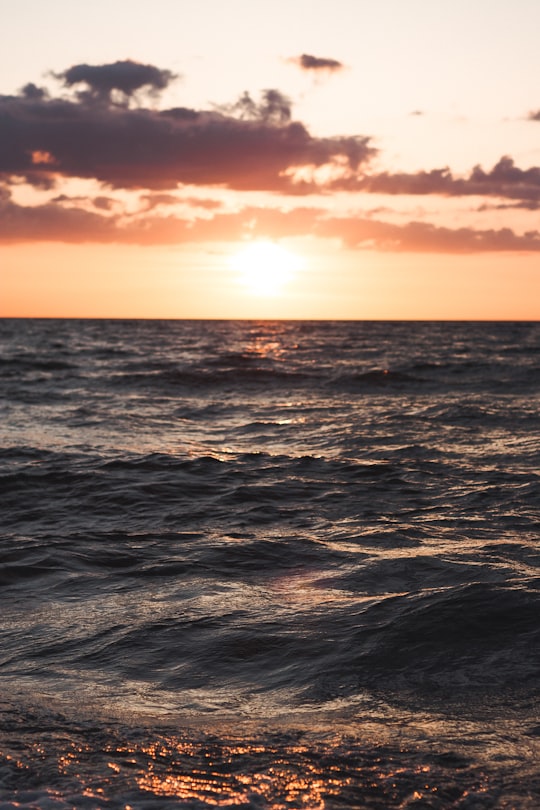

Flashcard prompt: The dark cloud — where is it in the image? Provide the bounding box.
[291,54,344,72]
[527,110,540,121]
[216,89,292,124]
[477,200,540,211]
[14,171,57,190]
[50,193,118,211]
[56,60,177,104]
[318,216,540,253]
[340,156,540,202]
[20,83,48,100]
[468,156,540,199]
[0,64,374,192]
[51,193,84,204]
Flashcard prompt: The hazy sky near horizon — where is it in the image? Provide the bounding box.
[2,0,540,318]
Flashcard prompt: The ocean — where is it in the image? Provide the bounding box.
[0,318,538,809]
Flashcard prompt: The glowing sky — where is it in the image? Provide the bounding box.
[1,0,540,318]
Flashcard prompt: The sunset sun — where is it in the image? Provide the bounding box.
[230,241,303,296]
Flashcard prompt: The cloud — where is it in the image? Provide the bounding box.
[93,196,117,211]
[0,191,120,242]
[2,189,540,253]
[334,156,540,202]
[527,110,540,121]
[184,197,223,210]
[9,62,537,204]
[290,54,344,72]
[20,83,48,100]
[4,56,540,260]
[0,181,323,244]
[477,200,540,211]
[139,193,223,210]
[0,63,374,192]
[56,60,178,104]
[318,216,540,253]
[216,89,292,124]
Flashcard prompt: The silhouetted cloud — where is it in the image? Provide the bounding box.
[477,200,540,211]
[0,63,374,192]
[334,157,540,202]
[318,216,540,253]
[291,54,344,72]
[50,193,121,211]
[527,110,540,121]
[216,89,292,124]
[56,60,177,104]
[20,83,48,100]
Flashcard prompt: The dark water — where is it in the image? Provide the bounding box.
[0,318,538,808]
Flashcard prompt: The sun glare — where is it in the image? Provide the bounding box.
[230,241,303,296]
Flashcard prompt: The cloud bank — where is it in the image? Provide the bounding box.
[2,189,539,253]
[2,62,539,203]
[0,62,372,192]
[2,60,540,254]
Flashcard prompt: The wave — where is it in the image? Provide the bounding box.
[328,368,424,389]
[0,355,75,373]
[3,566,537,712]
[347,582,540,695]
[109,366,314,391]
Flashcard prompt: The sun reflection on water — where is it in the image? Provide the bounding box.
[135,739,343,808]
[122,735,470,809]
[4,716,527,809]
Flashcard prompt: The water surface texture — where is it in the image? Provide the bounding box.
[0,319,538,808]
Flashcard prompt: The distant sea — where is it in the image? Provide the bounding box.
[0,318,538,809]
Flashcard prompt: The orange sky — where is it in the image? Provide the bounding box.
[1,0,540,319]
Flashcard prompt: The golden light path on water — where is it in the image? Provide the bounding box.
[7,709,533,808]
[60,735,445,808]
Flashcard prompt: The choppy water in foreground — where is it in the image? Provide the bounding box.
[0,318,538,808]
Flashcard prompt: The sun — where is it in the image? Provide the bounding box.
[230,240,303,296]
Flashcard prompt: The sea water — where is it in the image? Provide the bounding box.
[0,319,538,808]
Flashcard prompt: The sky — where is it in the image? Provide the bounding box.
[1,0,540,319]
